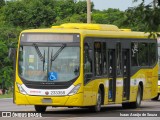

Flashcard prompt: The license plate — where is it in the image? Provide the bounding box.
[42,98,52,103]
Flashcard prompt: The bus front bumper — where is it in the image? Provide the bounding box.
[15,92,83,107]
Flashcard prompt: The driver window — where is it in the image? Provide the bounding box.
[84,43,93,75]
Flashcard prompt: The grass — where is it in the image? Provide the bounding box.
[0,92,13,99]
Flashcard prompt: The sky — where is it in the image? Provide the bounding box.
[91,0,153,11]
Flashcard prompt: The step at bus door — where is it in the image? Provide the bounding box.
[122,49,130,100]
[108,49,116,102]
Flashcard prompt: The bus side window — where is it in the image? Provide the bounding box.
[149,43,156,66]
[102,42,107,76]
[102,43,108,75]
[84,43,93,82]
[131,42,139,66]
[94,42,107,76]
[138,43,149,66]
[116,42,122,76]
[94,42,102,76]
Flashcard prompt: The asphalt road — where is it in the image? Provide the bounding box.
[0,98,160,120]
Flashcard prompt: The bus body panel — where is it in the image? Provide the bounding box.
[130,65,158,101]
[83,78,107,106]
[115,78,123,104]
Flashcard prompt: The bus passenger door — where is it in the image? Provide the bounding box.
[122,49,130,100]
[108,49,116,102]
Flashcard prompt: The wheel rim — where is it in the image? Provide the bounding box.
[137,86,141,106]
[97,92,101,111]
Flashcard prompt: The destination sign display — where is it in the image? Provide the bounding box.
[20,33,80,43]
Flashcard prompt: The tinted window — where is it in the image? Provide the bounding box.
[138,43,148,66]
[131,42,138,66]
[116,43,122,75]
[149,43,157,66]
[102,43,107,75]
[84,43,92,74]
[94,42,102,76]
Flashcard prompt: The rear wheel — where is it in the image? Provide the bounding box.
[34,105,47,113]
[133,85,142,107]
[122,85,142,109]
[89,89,102,112]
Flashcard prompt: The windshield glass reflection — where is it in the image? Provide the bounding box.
[19,46,80,82]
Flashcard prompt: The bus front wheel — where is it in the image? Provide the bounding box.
[89,89,102,112]
[34,105,47,113]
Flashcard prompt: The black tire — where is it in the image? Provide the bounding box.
[34,105,47,113]
[151,94,159,101]
[89,89,102,112]
[122,85,142,109]
[122,102,131,109]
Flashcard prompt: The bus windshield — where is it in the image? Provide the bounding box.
[18,44,80,82]
[19,46,80,82]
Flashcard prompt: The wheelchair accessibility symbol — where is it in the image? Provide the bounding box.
[48,72,58,80]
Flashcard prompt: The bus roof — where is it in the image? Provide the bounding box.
[52,23,120,31]
[21,23,153,39]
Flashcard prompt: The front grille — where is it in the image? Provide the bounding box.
[20,76,77,90]
[25,83,69,89]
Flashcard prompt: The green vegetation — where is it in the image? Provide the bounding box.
[0,91,13,98]
[0,0,160,93]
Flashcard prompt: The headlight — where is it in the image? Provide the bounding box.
[68,84,81,95]
[16,83,27,95]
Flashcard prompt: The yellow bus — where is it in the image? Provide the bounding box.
[13,23,158,112]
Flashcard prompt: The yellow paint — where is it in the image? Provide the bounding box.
[115,78,123,104]
[158,85,160,93]
[14,23,158,107]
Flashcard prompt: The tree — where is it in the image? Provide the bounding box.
[122,4,147,31]
[2,0,57,28]
[0,26,22,89]
[0,0,5,8]
[92,9,126,28]
[131,0,160,32]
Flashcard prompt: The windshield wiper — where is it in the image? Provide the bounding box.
[50,44,66,69]
[33,43,45,71]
